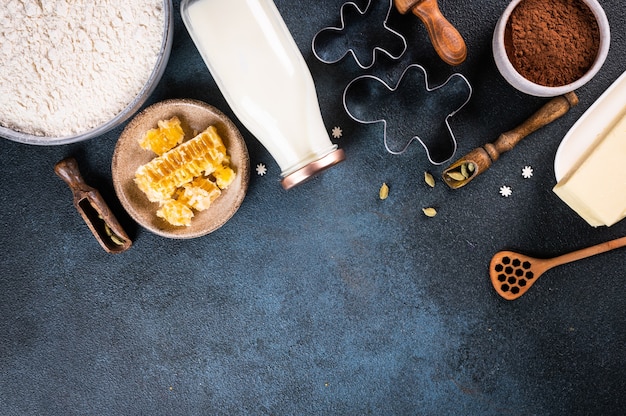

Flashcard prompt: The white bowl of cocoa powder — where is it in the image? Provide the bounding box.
[492,0,610,97]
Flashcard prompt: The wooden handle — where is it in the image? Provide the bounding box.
[548,235,626,270]
[395,0,467,66]
[489,92,579,159]
[394,0,419,14]
[54,157,95,199]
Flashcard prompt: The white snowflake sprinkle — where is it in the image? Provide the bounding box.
[256,163,267,176]
[522,166,534,179]
[331,126,343,139]
[499,185,512,197]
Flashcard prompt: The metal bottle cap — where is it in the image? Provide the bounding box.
[281,148,346,190]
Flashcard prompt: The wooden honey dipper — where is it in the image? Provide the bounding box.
[394,0,467,66]
[490,235,626,300]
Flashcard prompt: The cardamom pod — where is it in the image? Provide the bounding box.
[446,171,466,181]
[422,207,437,217]
[424,172,435,188]
[379,183,389,200]
[104,223,126,246]
[461,163,469,178]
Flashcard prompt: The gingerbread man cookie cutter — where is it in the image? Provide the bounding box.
[343,64,472,165]
[312,0,407,69]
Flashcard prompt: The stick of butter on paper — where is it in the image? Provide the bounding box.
[553,112,626,227]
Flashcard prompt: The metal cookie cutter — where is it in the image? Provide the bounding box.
[312,0,407,69]
[343,64,472,165]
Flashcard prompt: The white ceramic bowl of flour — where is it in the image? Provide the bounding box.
[0,0,173,145]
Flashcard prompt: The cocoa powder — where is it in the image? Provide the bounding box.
[504,0,600,87]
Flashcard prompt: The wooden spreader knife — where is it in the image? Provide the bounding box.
[394,0,467,66]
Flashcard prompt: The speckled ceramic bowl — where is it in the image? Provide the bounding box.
[112,99,250,239]
[493,0,610,97]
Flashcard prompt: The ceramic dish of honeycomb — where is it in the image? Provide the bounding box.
[112,98,250,239]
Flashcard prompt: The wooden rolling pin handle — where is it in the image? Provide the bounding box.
[395,0,467,66]
[494,91,579,155]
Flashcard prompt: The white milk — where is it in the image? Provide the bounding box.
[181,0,340,178]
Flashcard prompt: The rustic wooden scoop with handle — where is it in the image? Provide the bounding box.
[490,235,626,300]
[55,157,132,253]
[394,0,467,66]
[442,91,579,189]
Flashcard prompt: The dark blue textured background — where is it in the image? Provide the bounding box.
[1,0,625,414]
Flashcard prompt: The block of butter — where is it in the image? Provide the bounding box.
[553,112,626,227]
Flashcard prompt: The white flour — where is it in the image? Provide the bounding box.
[0,0,164,137]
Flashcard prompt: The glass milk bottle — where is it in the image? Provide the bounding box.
[181,0,345,190]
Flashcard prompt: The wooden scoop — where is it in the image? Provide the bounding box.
[394,0,467,66]
[442,92,579,189]
[490,235,626,300]
[55,157,132,253]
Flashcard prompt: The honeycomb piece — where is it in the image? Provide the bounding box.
[212,165,236,189]
[139,116,185,156]
[156,199,194,227]
[134,125,228,202]
[180,177,222,211]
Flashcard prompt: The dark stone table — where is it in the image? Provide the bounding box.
[1,0,625,414]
